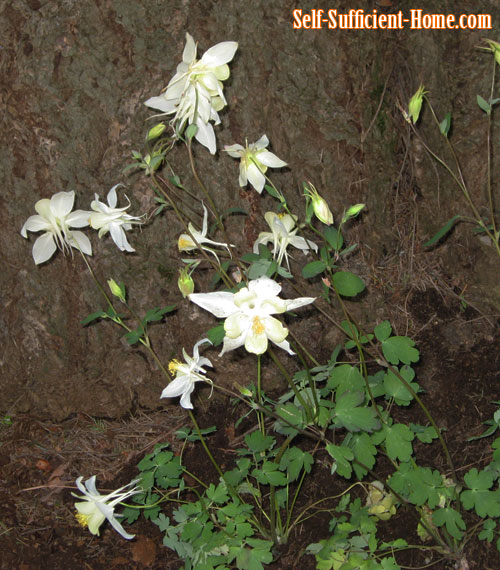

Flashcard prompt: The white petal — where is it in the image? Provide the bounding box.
[248,276,282,298]
[67,209,91,228]
[107,512,136,540]
[195,119,217,154]
[263,316,288,343]
[70,231,92,256]
[32,233,57,264]
[257,150,287,168]
[189,291,237,318]
[21,215,50,237]
[161,376,189,400]
[285,296,316,311]
[51,191,75,217]
[244,329,268,354]
[144,96,176,114]
[254,135,269,149]
[107,185,121,209]
[273,338,295,355]
[183,33,197,63]
[201,41,238,66]
[224,144,244,157]
[84,475,99,496]
[246,163,266,193]
[109,223,135,252]
[220,332,246,356]
[288,235,318,252]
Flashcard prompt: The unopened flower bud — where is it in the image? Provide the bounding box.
[178,267,195,298]
[303,182,333,225]
[146,123,166,141]
[484,39,500,66]
[108,278,125,302]
[342,203,365,224]
[408,84,427,124]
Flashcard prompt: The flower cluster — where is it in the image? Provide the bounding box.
[144,33,238,154]
[21,186,142,264]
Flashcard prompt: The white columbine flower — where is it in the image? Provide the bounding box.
[178,203,232,261]
[189,277,315,356]
[254,212,318,269]
[224,135,287,193]
[21,190,92,265]
[73,476,141,540]
[161,339,213,409]
[89,184,142,252]
[144,33,238,154]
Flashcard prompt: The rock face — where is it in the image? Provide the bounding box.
[2,1,499,419]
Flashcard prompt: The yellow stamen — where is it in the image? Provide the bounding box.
[252,316,265,335]
[76,512,90,528]
[168,359,182,375]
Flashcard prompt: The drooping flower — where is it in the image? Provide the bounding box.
[224,135,287,193]
[161,339,213,409]
[408,84,427,124]
[73,476,141,540]
[189,276,315,356]
[303,182,333,226]
[144,33,238,154]
[89,184,142,252]
[253,212,318,268]
[178,203,232,261]
[365,481,397,521]
[21,190,92,265]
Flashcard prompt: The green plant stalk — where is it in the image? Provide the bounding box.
[151,172,234,288]
[486,56,498,241]
[268,347,314,423]
[80,252,171,380]
[256,354,265,435]
[421,100,500,259]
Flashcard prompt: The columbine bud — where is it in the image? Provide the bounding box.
[178,267,195,298]
[146,123,166,141]
[408,84,427,124]
[484,39,500,66]
[108,278,125,302]
[303,182,333,225]
[341,203,365,224]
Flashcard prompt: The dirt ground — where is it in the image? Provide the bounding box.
[1,0,500,568]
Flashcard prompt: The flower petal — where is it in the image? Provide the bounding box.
[257,150,287,168]
[189,291,237,318]
[51,191,75,217]
[201,41,238,66]
[32,233,57,265]
[194,119,217,154]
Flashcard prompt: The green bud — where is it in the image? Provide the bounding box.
[342,203,365,224]
[303,182,333,225]
[108,278,125,302]
[146,123,166,141]
[178,267,195,298]
[484,39,500,66]
[408,84,427,124]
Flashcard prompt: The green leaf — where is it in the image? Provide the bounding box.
[206,324,225,347]
[247,259,277,279]
[245,431,275,454]
[325,444,354,478]
[383,366,419,405]
[439,112,452,136]
[382,336,419,365]
[411,423,439,443]
[432,507,465,539]
[334,391,380,432]
[323,226,343,250]
[424,214,461,247]
[264,184,282,201]
[332,271,365,297]
[374,321,392,342]
[124,329,143,345]
[350,432,377,479]
[206,483,229,504]
[477,94,491,114]
[280,447,314,481]
[384,423,414,461]
[143,305,176,324]
[479,519,496,542]
[302,260,327,278]
[461,468,500,517]
[81,310,107,325]
[252,461,288,486]
[327,364,365,394]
